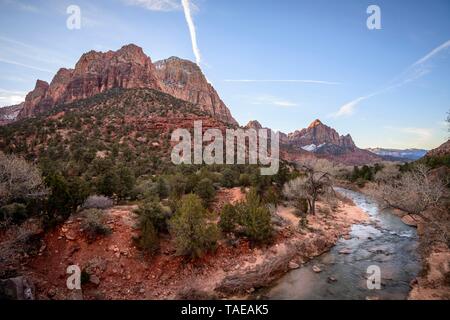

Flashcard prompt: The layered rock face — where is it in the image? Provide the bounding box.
[287,119,356,150]
[18,44,161,119]
[0,103,24,125]
[154,57,237,125]
[12,44,237,125]
[281,119,381,165]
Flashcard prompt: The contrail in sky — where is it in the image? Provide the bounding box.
[181,0,201,66]
[332,39,450,117]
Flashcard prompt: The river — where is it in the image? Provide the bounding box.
[260,188,421,300]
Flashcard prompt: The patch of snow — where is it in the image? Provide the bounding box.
[301,144,317,152]
[0,109,20,120]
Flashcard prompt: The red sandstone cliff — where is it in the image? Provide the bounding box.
[155,57,237,125]
[13,44,236,125]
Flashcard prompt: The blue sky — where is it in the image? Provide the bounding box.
[0,0,449,149]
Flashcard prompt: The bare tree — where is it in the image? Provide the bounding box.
[371,164,447,218]
[374,163,400,184]
[283,159,334,215]
[0,151,48,205]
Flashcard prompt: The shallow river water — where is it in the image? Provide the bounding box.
[261,188,421,300]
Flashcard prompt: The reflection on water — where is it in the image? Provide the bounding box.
[261,188,420,300]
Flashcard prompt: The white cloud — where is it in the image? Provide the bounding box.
[398,127,432,140]
[123,0,181,11]
[0,89,26,107]
[224,79,341,85]
[331,96,367,117]
[251,95,298,108]
[333,39,450,117]
[385,126,433,143]
[181,0,201,66]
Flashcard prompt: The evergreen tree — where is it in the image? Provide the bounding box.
[169,194,219,258]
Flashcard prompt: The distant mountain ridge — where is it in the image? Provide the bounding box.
[245,119,382,165]
[367,148,428,161]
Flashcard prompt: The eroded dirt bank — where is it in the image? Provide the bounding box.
[1,188,368,300]
[407,221,450,300]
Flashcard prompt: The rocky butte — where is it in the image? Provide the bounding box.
[1,44,237,126]
[245,119,382,165]
[287,119,356,152]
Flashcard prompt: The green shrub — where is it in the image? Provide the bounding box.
[239,189,273,244]
[169,194,219,258]
[137,211,159,253]
[221,169,236,188]
[134,198,168,233]
[0,203,28,224]
[219,203,240,233]
[238,173,251,187]
[81,209,111,239]
[44,173,75,227]
[194,178,216,206]
[168,174,187,199]
[263,186,281,205]
[133,179,158,200]
[185,174,200,193]
[96,170,120,197]
[219,189,273,244]
[156,177,169,199]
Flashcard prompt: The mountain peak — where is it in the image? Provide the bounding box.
[119,43,143,52]
[245,120,263,130]
[308,119,323,128]
[165,56,184,62]
[288,119,356,151]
